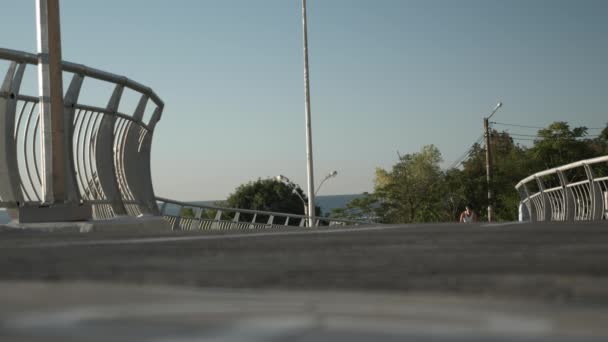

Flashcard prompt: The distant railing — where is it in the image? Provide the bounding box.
[515,156,608,222]
[156,197,371,230]
[0,47,163,219]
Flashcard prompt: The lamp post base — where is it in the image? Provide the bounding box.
[17,203,92,223]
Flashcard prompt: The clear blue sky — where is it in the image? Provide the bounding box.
[2,0,607,200]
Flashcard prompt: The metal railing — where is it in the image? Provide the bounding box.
[156,197,371,230]
[515,156,608,222]
[0,47,163,219]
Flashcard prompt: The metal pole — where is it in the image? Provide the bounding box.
[483,102,502,222]
[484,117,493,222]
[302,0,315,227]
[36,0,66,204]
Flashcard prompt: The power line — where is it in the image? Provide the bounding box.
[491,122,545,129]
[450,133,604,167]
[511,135,601,142]
[492,121,605,131]
[447,134,484,169]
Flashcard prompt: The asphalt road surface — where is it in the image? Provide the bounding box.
[1,221,608,341]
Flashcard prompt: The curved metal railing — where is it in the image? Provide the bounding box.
[156,197,371,230]
[515,156,608,222]
[0,47,163,219]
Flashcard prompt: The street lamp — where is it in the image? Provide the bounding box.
[301,0,316,228]
[483,101,503,222]
[276,175,308,218]
[315,170,338,195]
[276,171,339,225]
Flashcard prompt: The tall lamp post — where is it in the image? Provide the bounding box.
[301,0,315,228]
[484,101,503,222]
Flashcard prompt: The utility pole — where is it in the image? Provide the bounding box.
[302,0,315,227]
[484,117,493,222]
[484,102,503,222]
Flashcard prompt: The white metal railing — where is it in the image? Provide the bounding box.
[516,156,608,222]
[0,47,163,219]
[156,197,371,230]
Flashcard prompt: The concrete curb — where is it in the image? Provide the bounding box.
[0,215,171,233]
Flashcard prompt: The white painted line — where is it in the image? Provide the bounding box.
[9,225,408,249]
[481,222,522,228]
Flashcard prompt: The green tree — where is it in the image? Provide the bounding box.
[530,121,596,169]
[374,145,445,223]
[338,121,607,224]
[460,130,533,221]
[180,207,195,218]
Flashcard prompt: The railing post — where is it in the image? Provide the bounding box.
[122,94,149,215]
[516,184,532,222]
[158,201,167,215]
[173,205,182,230]
[249,213,257,229]
[95,85,127,217]
[212,210,222,230]
[0,62,26,205]
[137,107,162,215]
[63,73,84,204]
[583,164,604,221]
[535,176,551,221]
[556,170,575,221]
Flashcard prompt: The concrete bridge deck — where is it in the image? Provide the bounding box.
[1,221,608,340]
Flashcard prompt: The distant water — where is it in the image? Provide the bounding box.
[316,194,364,215]
[0,194,365,224]
[0,210,10,224]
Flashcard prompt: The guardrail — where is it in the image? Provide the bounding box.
[0,47,163,219]
[156,197,371,230]
[515,156,608,222]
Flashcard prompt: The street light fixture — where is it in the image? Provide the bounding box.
[276,170,339,225]
[276,175,308,218]
[315,170,338,195]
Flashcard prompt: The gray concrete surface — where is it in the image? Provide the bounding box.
[1,281,608,341]
[0,215,171,233]
[1,221,608,341]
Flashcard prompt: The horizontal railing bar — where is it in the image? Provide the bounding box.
[567,180,591,187]
[0,47,164,110]
[516,155,608,189]
[0,95,151,132]
[83,200,138,205]
[0,93,40,103]
[156,196,368,225]
[73,104,151,132]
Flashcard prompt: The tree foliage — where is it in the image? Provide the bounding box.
[225,178,307,213]
[336,121,608,223]
[374,145,445,222]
